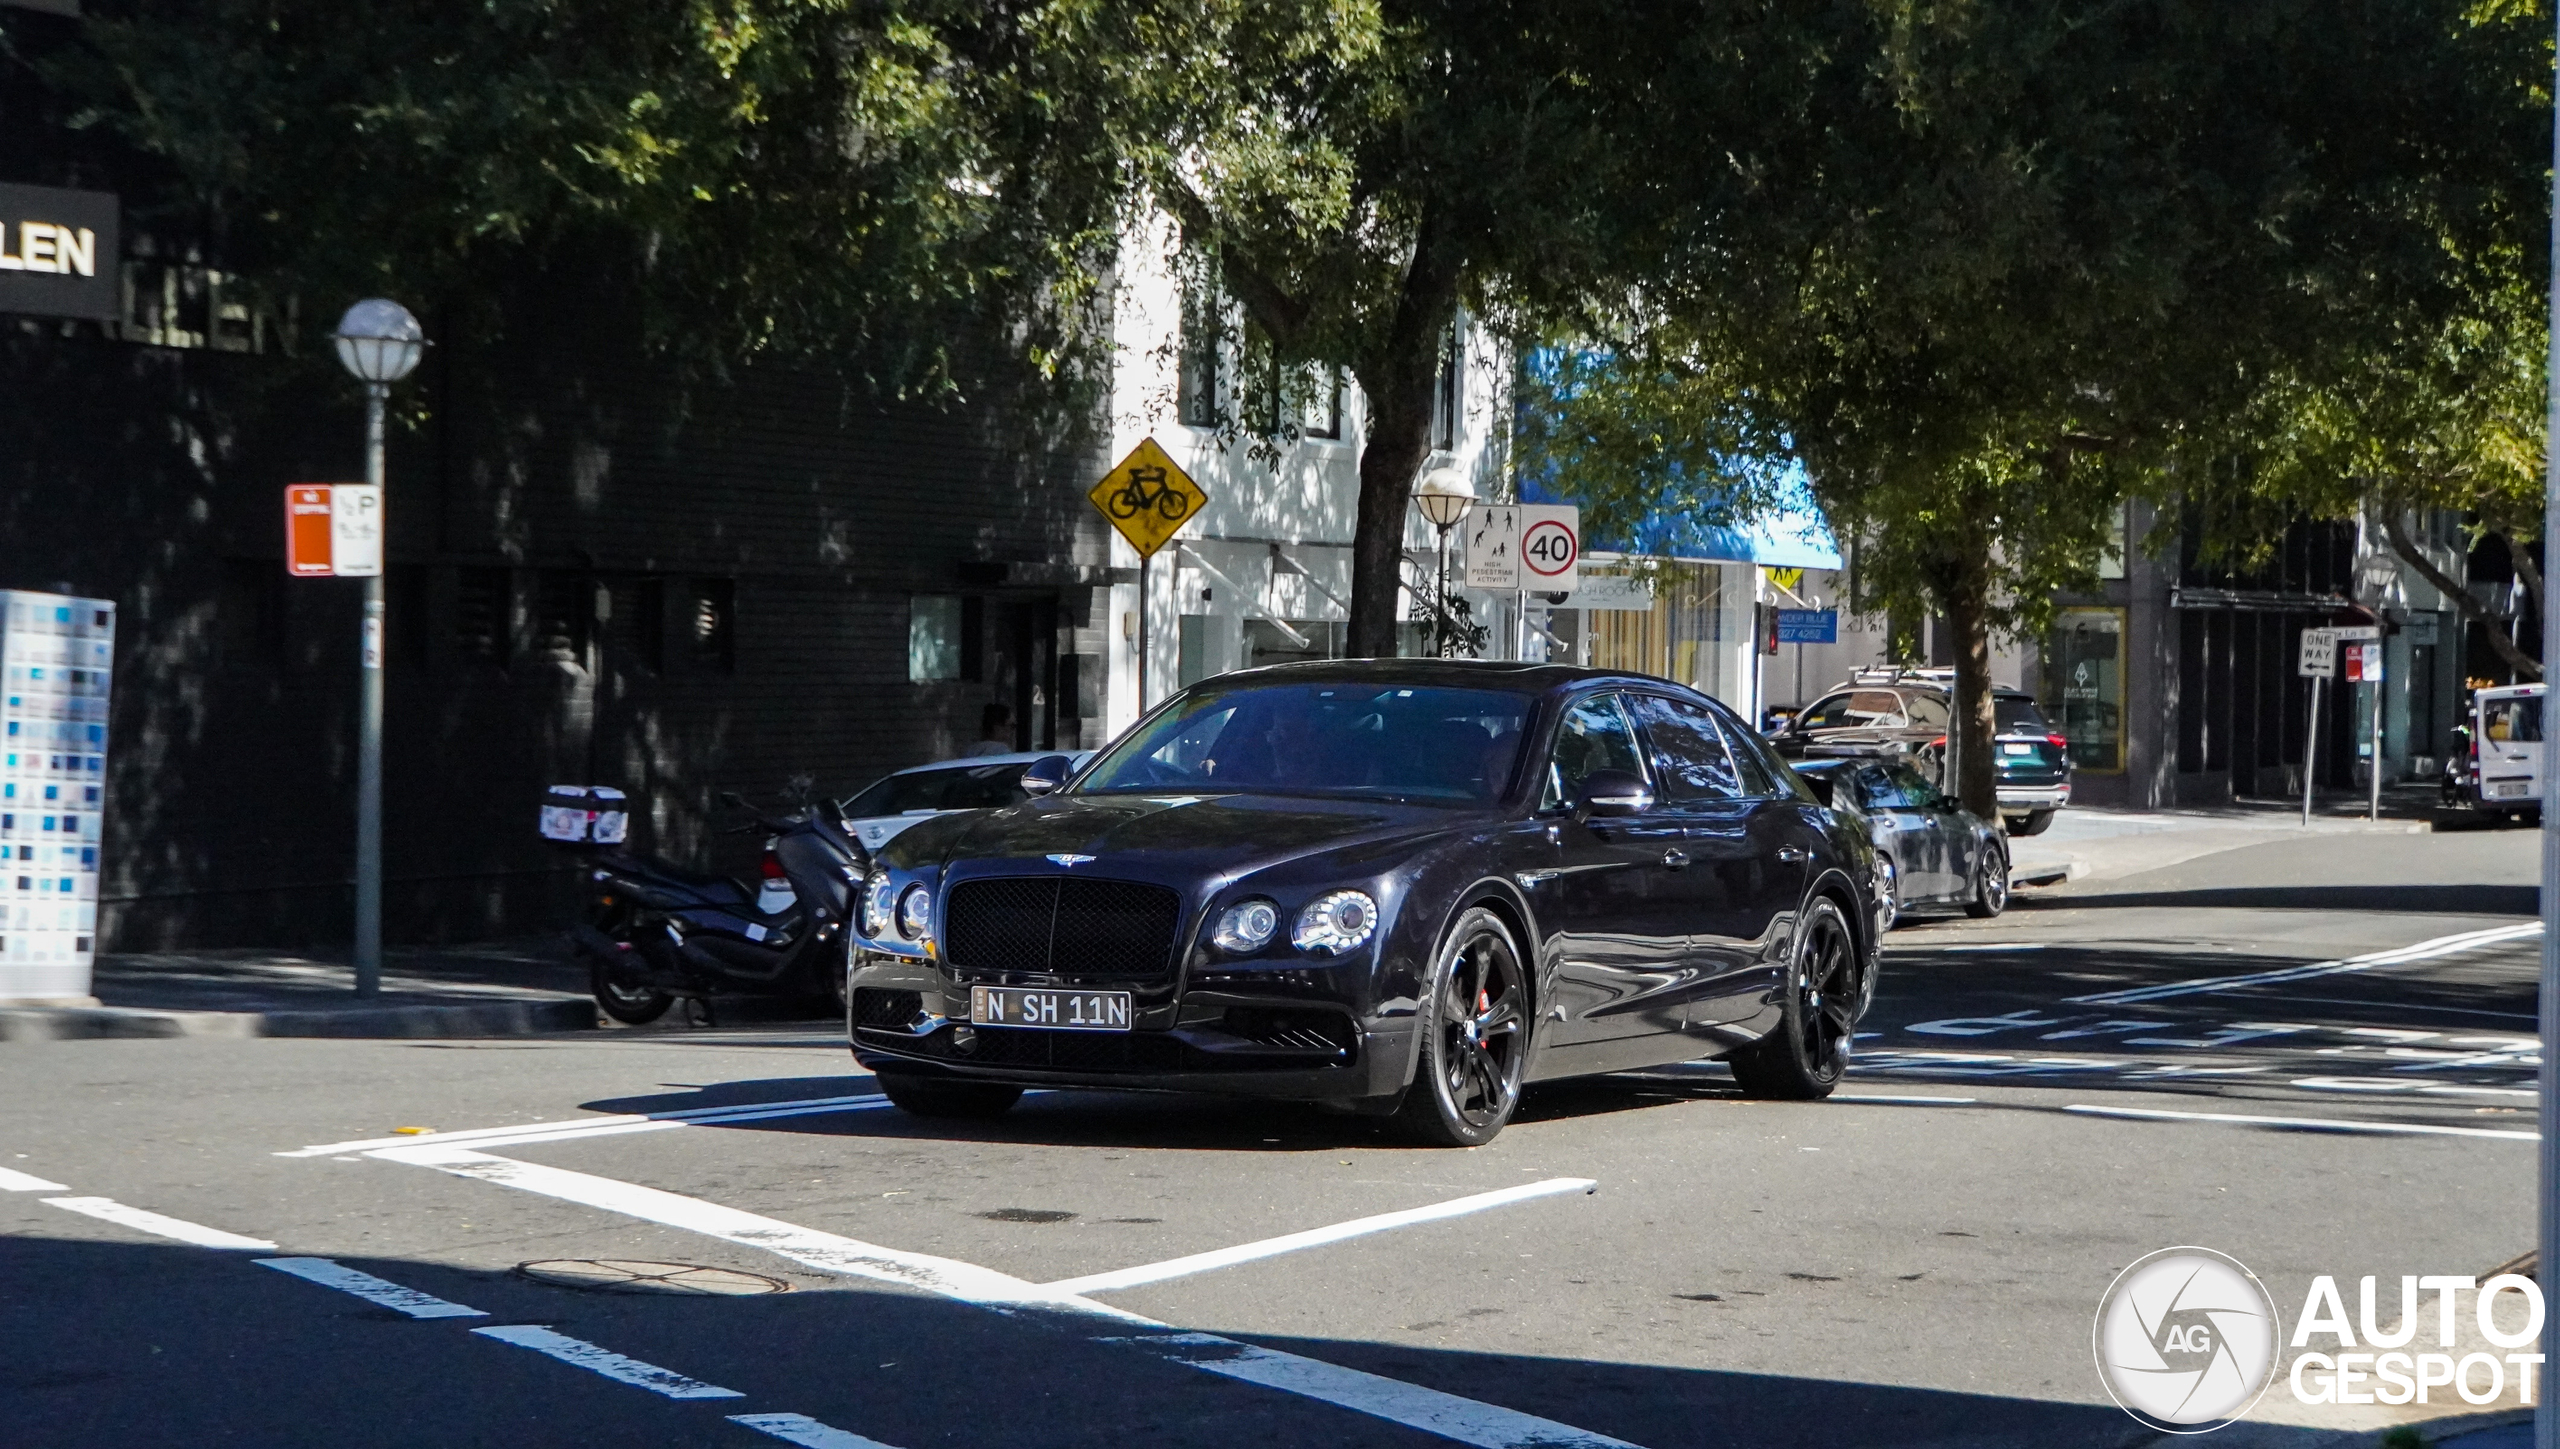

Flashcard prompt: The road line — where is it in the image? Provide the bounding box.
[472,1325,745,1399]
[2063,1104,2537,1141]
[731,1413,906,1449]
[376,1145,1641,1448]
[1042,1178,1596,1296]
[377,1144,1087,1308]
[1832,1094,1980,1105]
[40,1196,276,1249]
[2291,1077,2538,1099]
[255,1257,487,1318]
[0,1166,67,1191]
[2066,922,2541,1006]
[282,1092,892,1157]
[1105,1331,1640,1449]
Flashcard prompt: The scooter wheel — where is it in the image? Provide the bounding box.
[590,955,675,1025]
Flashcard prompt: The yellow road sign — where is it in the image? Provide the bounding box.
[1764,566,1805,592]
[1088,438,1208,560]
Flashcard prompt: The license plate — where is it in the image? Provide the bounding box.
[2490,781,2530,798]
[1999,742,2034,755]
[970,985,1131,1031]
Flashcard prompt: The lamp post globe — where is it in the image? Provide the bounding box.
[332,299,425,386]
[1413,462,1477,530]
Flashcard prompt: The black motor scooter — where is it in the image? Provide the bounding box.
[571,783,867,1026]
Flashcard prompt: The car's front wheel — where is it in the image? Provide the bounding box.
[1966,842,2010,918]
[1728,897,1857,1100]
[1396,907,1531,1147]
[1873,857,1901,933]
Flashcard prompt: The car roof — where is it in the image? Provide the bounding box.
[1813,681,2034,700]
[1202,656,1715,703]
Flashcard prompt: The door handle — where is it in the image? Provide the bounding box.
[1662,847,1691,869]
[1775,846,1810,864]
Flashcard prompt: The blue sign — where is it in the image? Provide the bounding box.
[1775,608,1837,645]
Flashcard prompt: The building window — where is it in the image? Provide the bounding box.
[454,567,511,666]
[1302,365,1345,440]
[532,570,589,663]
[910,595,963,682]
[1177,278,1224,428]
[689,578,735,673]
[2046,608,2126,773]
[1429,319,1464,452]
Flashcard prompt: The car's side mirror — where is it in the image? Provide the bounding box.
[1019,755,1073,797]
[1574,769,1654,823]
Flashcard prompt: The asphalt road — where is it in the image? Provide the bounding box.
[2,825,2540,1449]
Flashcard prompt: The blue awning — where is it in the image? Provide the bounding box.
[1517,462,1842,570]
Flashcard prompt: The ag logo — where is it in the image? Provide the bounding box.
[2093,1247,2281,1433]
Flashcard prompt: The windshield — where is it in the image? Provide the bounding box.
[1079,682,1534,803]
[844,762,1030,816]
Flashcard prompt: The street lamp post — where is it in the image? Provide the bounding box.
[1414,463,1476,657]
[332,300,425,998]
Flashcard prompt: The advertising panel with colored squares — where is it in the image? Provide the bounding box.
[0,590,113,1003]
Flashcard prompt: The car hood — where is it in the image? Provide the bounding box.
[880,791,1479,881]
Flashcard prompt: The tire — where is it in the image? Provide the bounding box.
[1873,857,1901,934]
[589,953,674,1025]
[1965,841,2010,918]
[2008,810,2055,837]
[877,1071,1023,1120]
[1728,897,1858,1100]
[1395,906,1532,1147]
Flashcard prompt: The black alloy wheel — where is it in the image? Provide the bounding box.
[876,1071,1024,1119]
[1729,897,1857,1100]
[1396,906,1531,1147]
[589,951,674,1026]
[1966,842,2010,918]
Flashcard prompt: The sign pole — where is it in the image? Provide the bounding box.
[2368,670,2383,822]
[2539,4,2560,1437]
[354,384,387,999]
[2302,674,2318,827]
[1137,552,1150,712]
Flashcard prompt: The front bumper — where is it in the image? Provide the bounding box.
[846,952,1412,1101]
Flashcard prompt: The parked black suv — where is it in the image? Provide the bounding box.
[1766,669,2073,835]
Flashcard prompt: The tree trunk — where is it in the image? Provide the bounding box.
[1345,214,1460,658]
[1940,539,2001,822]
[2381,513,2540,681]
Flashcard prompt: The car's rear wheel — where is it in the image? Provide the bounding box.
[877,1071,1023,1119]
[2007,810,2055,837]
[1396,907,1530,1147]
[1965,842,2010,918]
[1729,897,1856,1100]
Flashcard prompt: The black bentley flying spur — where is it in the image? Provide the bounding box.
[848,659,1880,1145]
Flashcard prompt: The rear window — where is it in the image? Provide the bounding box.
[1995,695,2050,734]
[2483,696,2544,744]
[845,763,1028,816]
[1798,690,1908,730]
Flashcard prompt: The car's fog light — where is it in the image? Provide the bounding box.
[1213,898,1280,954]
[896,883,933,939]
[1292,890,1377,955]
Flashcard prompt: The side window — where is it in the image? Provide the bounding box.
[1718,706,1816,801]
[1889,763,1942,807]
[1905,693,1950,730]
[1541,692,1645,809]
[1794,693,1855,730]
[1629,695,1742,802]
[1855,766,1903,811]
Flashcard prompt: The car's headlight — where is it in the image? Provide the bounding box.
[1292,890,1377,955]
[861,871,895,937]
[896,883,933,939]
[1212,898,1280,954]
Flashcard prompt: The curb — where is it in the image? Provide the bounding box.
[0,997,596,1043]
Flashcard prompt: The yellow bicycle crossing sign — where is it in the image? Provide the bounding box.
[1088,437,1208,560]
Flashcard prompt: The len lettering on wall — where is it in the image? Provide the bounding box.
[0,183,119,322]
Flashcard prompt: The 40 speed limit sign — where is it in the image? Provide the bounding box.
[1520,504,1580,596]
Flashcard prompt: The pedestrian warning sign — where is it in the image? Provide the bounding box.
[1088,438,1208,560]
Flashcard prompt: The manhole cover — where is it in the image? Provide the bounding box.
[517,1259,792,1296]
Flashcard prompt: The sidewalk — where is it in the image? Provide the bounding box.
[0,939,598,1043]
[2008,791,2434,891]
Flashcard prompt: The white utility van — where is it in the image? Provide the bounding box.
[2472,682,2545,821]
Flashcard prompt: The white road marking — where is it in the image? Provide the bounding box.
[2291,1076,2538,1099]
[2063,1104,2538,1141]
[0,1166,67,1192]
[1042,1178,1597,1296]
[1832,1094,1980,1105]
[282,1092,892,1157]
[40,1196,275,1249]
[255,1257,487,1318]
[1108,1331,1640,1449]
[373,1144,1639,1449]
[2065,922,2541,1006]
[376,1144,1093,1309]
[731,1413,906,1449]
[472,1324,744,1400]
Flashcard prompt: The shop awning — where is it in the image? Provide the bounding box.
[1516,462,1842,570]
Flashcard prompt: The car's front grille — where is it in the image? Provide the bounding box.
[943,876,1183,982]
